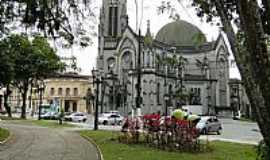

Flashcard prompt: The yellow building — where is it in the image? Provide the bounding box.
[43,73,94,113]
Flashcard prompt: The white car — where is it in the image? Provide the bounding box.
[98,113,124,125]
[196,116,222,135]
[64,112,87,122]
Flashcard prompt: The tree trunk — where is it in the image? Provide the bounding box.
[237,0,270,146]
[0,95,2,112]
[29,81,33,116]
[21,82,28,119]
[214,0,270,147]
[3,85,12,117]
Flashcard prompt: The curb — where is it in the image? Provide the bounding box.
[0,129,13,145]
[81,134,104,160]
[199,136,259,145]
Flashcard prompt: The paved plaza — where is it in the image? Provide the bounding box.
[0,122,99,160]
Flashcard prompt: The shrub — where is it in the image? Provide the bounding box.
[257,140,270,160]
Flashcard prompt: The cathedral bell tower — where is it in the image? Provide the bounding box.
[99,0,128,38]
[97,0,128,70]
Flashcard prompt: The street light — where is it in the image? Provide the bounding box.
[38,80,45,120]
[164,94,170,116]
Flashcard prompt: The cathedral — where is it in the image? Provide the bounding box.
[96,0,230,116]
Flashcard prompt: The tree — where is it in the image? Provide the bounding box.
[1,34,65,119]
[0,0,96,47]
[161,0,270,149]
[0,40,14,117]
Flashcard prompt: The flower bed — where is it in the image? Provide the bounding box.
[118,114,201,152]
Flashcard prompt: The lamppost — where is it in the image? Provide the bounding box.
[164,94,169,116]
[106,70,118,111]
[38,80,45,120]
[92,69,103,130]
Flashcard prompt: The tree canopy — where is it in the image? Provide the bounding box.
[0,34,65,118]
[0,0,96,47]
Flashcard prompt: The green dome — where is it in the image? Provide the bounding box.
[155,20,206,46]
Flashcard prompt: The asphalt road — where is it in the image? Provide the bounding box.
[200,118,263,145]
[81,116,263,145]
[0,122,99,160]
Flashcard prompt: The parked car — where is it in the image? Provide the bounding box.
[41,112,59,120]
[98,113,124,125]
[196,116,222,135]
[103,110,120,116]
[64,112,87,122]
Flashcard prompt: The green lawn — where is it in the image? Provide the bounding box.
[0,116,23,120]
[27,120,76,128]
[80,131,257,160]
[9,120,76,128]
[0,127,10,142]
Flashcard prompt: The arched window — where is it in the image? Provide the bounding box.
[50,88,55,96]
[147,51,151,67]
[58,88,63,96]
[66,88,70,96]
[107,57,116,71]
[121,51,131,69]
[74,88,78,96]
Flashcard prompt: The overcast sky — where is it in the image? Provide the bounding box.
[61,0,241,79]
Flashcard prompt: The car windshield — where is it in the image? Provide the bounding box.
[110,115,120,118]
[199,118,209,123]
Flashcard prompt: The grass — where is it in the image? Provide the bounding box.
[0,127,10,142]
[80,130,257,160]
[240,117,256,123]
[27,120,76,128]
[0,116,23,120]
[7,119,76,128]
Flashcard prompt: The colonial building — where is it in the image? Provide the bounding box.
[3,73,94,114]
[43,73,93,113]
[96,0,230,115]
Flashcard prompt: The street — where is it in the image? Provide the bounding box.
[199,118,262,145]
[80,115,262,144]
[67,115,263,145]
[0,122,99,160]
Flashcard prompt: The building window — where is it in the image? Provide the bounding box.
[189,88,202,105]
[58,88,63,96]
[73,102,77,112]
[147,51,150,67]
[50,88,55,96]
[66,88,70,96]
[74,88,78,96]
[108,6,118,37]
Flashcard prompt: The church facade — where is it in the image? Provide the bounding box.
[96,0,230,115]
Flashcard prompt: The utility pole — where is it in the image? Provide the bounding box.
[135,29,142,114]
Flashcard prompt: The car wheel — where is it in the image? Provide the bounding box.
[202,128,208,135]
[103,121,108,125]
[217,130,221,135]
[83,119,87,123]
[118,121,122,125]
